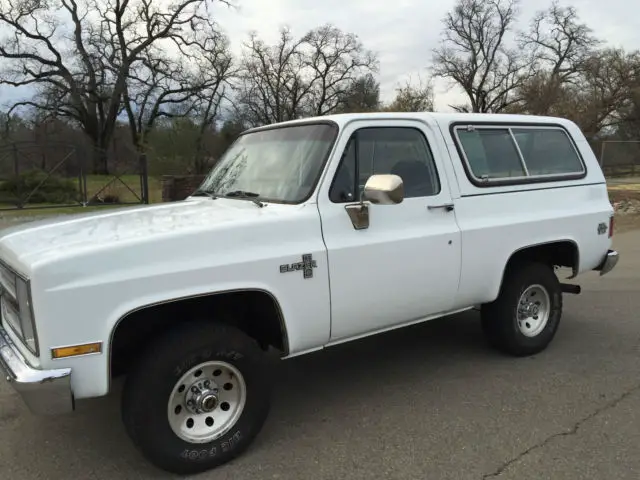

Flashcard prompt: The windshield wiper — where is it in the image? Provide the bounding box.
[191,189,219,199]
[224,190,265,207]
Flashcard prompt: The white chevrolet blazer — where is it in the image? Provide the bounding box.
[0,112,619,474]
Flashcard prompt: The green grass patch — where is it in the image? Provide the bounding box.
[84,174,163,204]
[0,174,163,211]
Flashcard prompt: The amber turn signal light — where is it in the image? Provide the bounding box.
[51,342,102,359]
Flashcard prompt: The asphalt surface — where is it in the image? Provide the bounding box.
[1,229,639,480]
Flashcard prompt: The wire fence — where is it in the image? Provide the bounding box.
[0,141,149,210]
[593,140,640,178]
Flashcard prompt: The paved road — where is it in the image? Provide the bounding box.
[1,230,639,480]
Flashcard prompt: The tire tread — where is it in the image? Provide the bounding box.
[481,262,562,357]
[121,320,271,475]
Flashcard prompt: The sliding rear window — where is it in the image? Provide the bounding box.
[452,125,586,186]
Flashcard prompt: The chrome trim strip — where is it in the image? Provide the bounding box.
[324,307,475,348]
[24,279,40,356]
[459,181,606,198]
[508,128,530,176]
[0,326,73,415]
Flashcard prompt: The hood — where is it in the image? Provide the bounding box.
[0,198,295,271]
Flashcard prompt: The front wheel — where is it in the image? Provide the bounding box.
[121,322,272,475]
[481,262,563,357]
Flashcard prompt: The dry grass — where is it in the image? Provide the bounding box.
[608,187,640,204]
[608,183,640,233]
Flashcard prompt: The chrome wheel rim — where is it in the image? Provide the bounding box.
[516,284,550,337]
[168,360,247,443]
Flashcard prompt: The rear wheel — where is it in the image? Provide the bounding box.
[481,262,562,356]
[121,321,272,475]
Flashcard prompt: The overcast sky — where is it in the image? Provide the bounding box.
[1,0,638,112]
[213,0,639,110]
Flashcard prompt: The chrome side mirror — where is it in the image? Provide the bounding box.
[345,174,404,230]
[362,174,404,205]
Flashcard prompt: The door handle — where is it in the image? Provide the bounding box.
[428,203,455,212]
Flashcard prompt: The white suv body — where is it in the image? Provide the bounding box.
[0,112,618,474]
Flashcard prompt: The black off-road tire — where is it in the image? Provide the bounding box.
[481,262,563,357]
[121,321,272,475]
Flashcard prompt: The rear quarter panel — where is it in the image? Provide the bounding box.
[434,115,614,307]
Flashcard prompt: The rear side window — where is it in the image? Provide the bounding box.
[512,128,584,176]
[457,129,525,179]
[453,125,586,185]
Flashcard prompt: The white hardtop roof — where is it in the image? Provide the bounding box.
[245,111,577,133]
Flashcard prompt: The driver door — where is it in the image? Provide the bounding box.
[317,119,462,342]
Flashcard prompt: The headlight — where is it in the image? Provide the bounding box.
[0,262,38,355]
[1,293,22,339]
[0,263,16,299]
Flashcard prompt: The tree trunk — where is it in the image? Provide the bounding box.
[92,147,109,175]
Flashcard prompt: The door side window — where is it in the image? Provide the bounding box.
[329,127,441,203]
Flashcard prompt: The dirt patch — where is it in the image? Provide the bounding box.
[608,185,640,233]
[609,180,640,231]
[613,215,640,234]
[608,187,640,204]
[611,198,640,216]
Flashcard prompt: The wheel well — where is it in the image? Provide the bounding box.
[109,290,287,379]
[507,241,579,271]
[489,241,578,303]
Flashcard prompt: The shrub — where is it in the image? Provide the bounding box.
[0,170,80,204]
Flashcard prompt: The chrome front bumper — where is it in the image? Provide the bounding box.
[0,326,74,414]
[595,249,620,276]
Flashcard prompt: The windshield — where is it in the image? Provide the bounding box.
[198,122,338,203]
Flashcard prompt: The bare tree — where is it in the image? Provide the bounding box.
[121,22,235,166]
[432,0,531,113]
[516,1,600,114]
[235,24,379,126]
[191,34,236,173]
[553,49,639,138]
[616,59,640,139]
[0,0,233,173]
[123,50,198,152]
[384,76,434,112]
[303,24,378,115]
[337,73,381,113]
[0,109,29,141]
[235,27,310,127]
